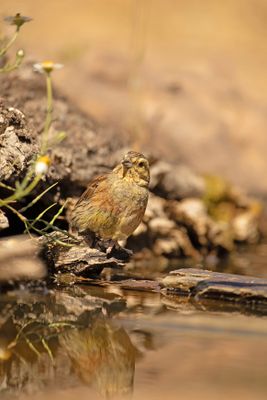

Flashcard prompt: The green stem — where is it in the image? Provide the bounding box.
[30,203,57,227]
[49,200,67,225]
[0,182,15,192]
[18,175,41,197]
[28,223,73,247]
[19,182,58,213]
[3,204,32,236]
[0,175,41,207]
[19,162,36,191]
[3,204,26,223]
[33,218,77,240]
[0,52,24,73]
[0,29,18,57]
[40,73,53,154]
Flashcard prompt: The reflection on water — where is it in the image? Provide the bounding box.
[0,288,135,398]
[60,321,135,397]
[0,284,267,400]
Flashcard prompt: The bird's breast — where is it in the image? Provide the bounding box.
[106,177,148,240]
[109,178,148,208]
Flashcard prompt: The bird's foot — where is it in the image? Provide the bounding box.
[80,234,133,260]
[79,231,97,248]
[106,241,133,261]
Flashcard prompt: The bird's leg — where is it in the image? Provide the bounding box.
[81,230,97,248]
[93,238,111,252]
[106,240,133,259]
[117,240,133,256]
[106,240,117,255]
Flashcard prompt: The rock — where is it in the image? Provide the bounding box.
[149,217,176,236]
[150,160,205,199]
[0,209,9,230]
[154,229,200,259]
[0,235,46,282]
[144,193,167,221]
[0,103,38,182]
[232,209,260,243]
[161,268,267,305]
[41,232,126,277]
[167,198,237,252]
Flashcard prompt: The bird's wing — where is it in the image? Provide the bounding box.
[71,173,119,236]
[75,175,108,206]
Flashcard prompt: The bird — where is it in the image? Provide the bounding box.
[70,151,150,254]
[60,319,136,397]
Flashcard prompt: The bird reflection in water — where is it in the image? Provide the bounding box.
[60,318,136,397]
[0,316,136,398]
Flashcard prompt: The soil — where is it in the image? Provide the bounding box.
[0,64,126,194]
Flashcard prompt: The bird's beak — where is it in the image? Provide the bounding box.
[122,159,133,169]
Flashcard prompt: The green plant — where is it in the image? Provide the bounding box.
[0,60,72,245]
[0,13,31,73]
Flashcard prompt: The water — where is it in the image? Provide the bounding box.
[1,275,267,400]
[1,229,267,400]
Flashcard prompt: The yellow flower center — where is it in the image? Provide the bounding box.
[37,155,51,166]
[41,61,55,73]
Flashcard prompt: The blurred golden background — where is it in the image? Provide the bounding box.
[1,0,267,194]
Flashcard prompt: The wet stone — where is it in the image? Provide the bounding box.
[0,235,46,282]
[161,268,267,307]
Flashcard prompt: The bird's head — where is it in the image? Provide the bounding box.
[114,151,150,187]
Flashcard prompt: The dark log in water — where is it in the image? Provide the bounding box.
[162,268,267,304]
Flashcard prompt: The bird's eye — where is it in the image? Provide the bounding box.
[138,161,145,168]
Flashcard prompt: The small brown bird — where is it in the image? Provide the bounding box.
[71,151,150,252]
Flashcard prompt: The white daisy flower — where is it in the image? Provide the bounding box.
[33,61,63,75]
[4,13,32,30]
[35,155,51,176]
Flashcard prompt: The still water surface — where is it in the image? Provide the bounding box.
[1,233,267,399]
[0,278,267,400]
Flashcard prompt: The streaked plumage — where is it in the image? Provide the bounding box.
[71,151,150,243]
